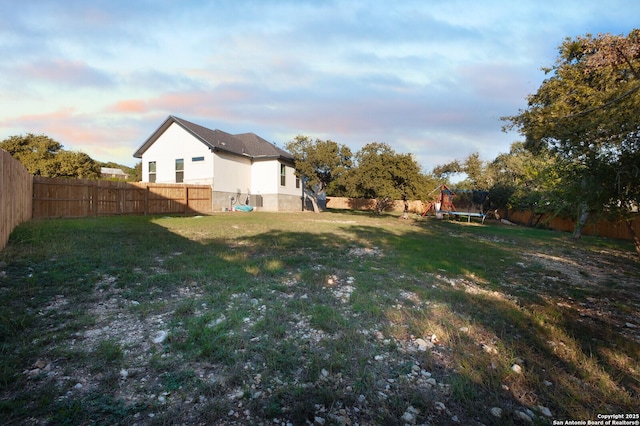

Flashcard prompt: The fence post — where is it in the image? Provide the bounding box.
[144,185,149,215]
[119,182,125,215]
[92,181,98,216]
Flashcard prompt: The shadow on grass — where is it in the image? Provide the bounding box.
[342,220,640,420]
[0,214,638,424]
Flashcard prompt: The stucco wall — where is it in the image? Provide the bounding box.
[251,160,278,194]
[251,159,300,197]
[278,193,303,211]
[213,151,252,193]
[141,123,214,184]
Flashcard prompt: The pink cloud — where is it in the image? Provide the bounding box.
[108,99,148,113]
[144,91,239,121]
[0,109,144,165]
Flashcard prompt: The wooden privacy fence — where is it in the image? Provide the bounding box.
[326,196,639,241]
[326,197,425,213]
[1,149,33,250]
[32,177,212,218]
[504,209,640,241]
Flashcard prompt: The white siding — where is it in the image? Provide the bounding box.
[138,120,300,210]
[213,151,252,193]
[251,160,278,194]
[251,160,300,196]
[279,161,302,196]
[141,123,214,185]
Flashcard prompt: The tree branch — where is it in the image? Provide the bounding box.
[560,83,640,119]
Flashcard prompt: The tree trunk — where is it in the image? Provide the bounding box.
[624,219,640,259]
[375,197,391,214]
[533,213,544,227]
[527,210,535,226]
[304,189,320,213]
[309,197,320,213]
[572,204,590,239]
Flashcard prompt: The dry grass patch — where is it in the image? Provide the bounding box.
[0,212,638,425]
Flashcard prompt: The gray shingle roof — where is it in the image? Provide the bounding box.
[133,115,293,161]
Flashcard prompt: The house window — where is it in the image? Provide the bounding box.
[175,158,184,183]
[280,164,286,186]
[148,161,156,183]
[192,156,204,162]
[296,175,300,189]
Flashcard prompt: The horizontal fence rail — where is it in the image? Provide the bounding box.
[32,177,212,218]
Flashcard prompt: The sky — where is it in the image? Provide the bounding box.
[1,1,638,172]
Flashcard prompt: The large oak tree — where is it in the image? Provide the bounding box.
[1,133,100,179]
[347,142,429,214]
[503,30,640,255]
[286,136,353,213]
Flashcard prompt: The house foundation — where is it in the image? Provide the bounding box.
[212,190,302,212]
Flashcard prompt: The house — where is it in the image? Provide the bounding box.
[133,115,302,212]
[100,167,129,180]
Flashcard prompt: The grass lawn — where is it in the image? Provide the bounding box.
[0,211,638,425]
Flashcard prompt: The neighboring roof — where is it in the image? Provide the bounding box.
[100,167,128,176]
[133,115,293,161]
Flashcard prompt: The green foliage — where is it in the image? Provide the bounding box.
[99,161,141,182]
[0,133,100,178]
[0,133,63,175]
[0,214,638,423]
[286,136,353,212]
[487,142,564,215]
[53,151,100,178]
[347,142,430,213]
[433,152,495,191]
[93,340,124,368]
[287,137,436,213]
[502,30,640,247]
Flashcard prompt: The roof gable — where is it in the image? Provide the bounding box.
[133,115,292,161]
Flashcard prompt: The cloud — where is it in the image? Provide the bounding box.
[108,99,148,114]
[458,63,539,103]
[16,59,114,88]
[2,0,639,174]
[0,109,149,166]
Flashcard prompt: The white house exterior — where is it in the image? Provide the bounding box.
[133,115,302,211]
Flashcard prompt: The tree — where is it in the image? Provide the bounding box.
[100,161,141,182]
[432,159,462,182]
[502,30,640,255]
[0,133,63,175]
[0,133,100,179]
[286,136,353,213]
[349,143,428,214]
[131,161,142,182]
[488,142,562,223]
[434,152,495,190]
[52,151,100,179]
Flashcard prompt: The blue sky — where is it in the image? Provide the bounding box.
[1,1,638,171]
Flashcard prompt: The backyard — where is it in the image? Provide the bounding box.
[0,211,638,425]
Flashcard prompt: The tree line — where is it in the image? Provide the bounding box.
[0,133,141,181]
[288,30,639,256]
[2,30,638,255]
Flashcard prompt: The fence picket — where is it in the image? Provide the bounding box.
[31,177,212,218]
[0,150,33,250]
